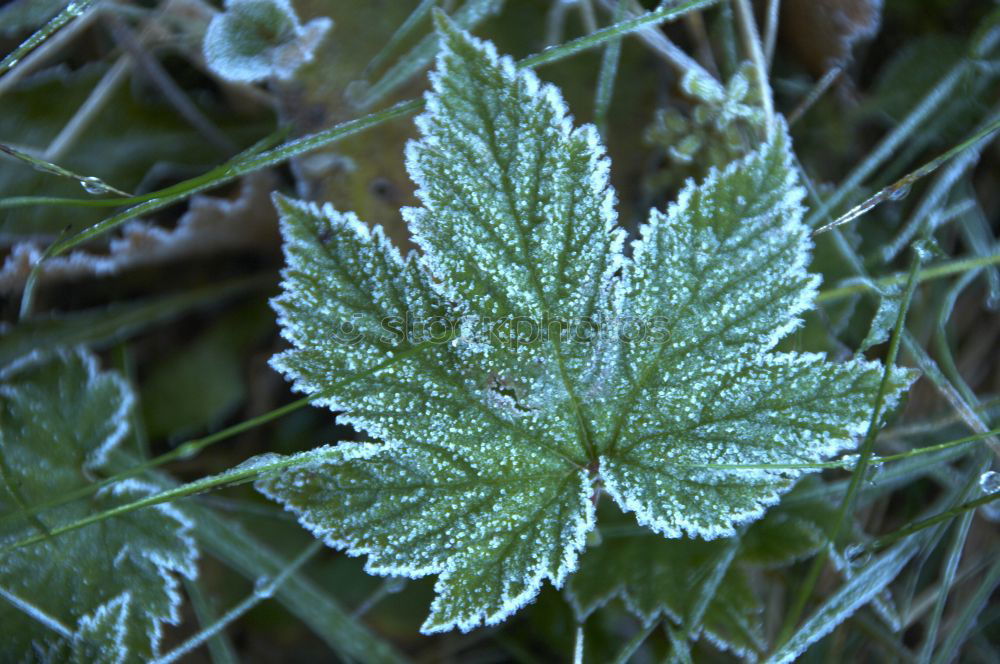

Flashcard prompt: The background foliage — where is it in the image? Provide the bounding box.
[1,0,998,661]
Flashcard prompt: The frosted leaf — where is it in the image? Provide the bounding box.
[568,483,841,659]
[736,477,839,567]
[858,281,903,352]
[203,0,332,83]
[567,505,764,660]
[258,444,592,633]
[259,15,916,634]
[0,349,198,661]
[600,354,914,539]
[0,172,278,293]
[404,13,624,326]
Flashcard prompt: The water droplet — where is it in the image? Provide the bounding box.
[253,576,275,598]
[864,464,882,486]
[888,183,911,201]
[79,176,108,195]
[979,471,1000,494]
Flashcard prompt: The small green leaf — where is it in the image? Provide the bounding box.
[203,0,332,83]
[0,349,197,661]
[738,478,839,567]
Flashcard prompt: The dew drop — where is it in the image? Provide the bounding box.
[979,470,1000,494]
[253,576,275,598]
[888,183,911,201]
[79,177,109,195]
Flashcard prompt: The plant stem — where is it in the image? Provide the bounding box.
[813,113,1000,237]
[0,0,100,77]
[153,541,323,664]
[594,0,627,139]
[733,0,774,137]
[762,0,780,66]
[815,253,1000,303]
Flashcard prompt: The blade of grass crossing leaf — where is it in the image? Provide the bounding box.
[767,537,924,664]
[666,624,694,664]
[0,393,313,529]
[104,452,408,664]
[153,541,323,664]
[0,0,98,76]
[594,0,626,138]
[778,245,924,645]
[0,448,354,555]
[183,577,239,664]
[611,622,657,664]
[815,253,1000,304]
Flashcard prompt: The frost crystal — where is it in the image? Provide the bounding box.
[203,0,332,83]
[258,14,916,633]
[0,349,198,661]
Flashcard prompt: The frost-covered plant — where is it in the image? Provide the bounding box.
[203,0,332,83]
[256,15,915,634]
[646,63,767,186]
[0,349,198,661]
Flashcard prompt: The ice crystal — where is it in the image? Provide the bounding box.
[203,0,332,83]
[0,349,198,661]
[258,14,916,633]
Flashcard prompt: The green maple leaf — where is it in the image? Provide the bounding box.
[0,349,197,662]
[257,14,915,634]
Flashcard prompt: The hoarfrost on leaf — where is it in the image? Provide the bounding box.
[203,0,332,83]
[0,348,198,662]
[258,13,917,634]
